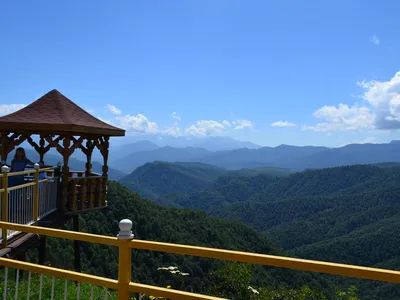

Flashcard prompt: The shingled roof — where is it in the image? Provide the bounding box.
[0,89,125,136]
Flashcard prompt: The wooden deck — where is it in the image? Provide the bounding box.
[0,209,68,259]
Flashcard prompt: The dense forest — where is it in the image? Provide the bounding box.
[27,181,354,299]
[119,161,290,202]
[119,162,400,299]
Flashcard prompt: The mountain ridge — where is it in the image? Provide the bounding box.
[110,140,400,174]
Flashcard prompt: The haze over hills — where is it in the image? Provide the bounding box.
[111,135,262,151]
[119,162,400,299]
[17,136,260,165]
[109,140,400,174]
[111,146,213,173]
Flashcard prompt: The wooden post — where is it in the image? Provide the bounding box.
[54,162,61,207]
[73,215,82,272]
[85,140,94,177]
[79,178,87,210]
[70,179,78,213]
[96,178,103,207]
[33,163,40,224]
[0,132,11,164]
[1,165,9,246]
[88,179,95,209]
[39,135,45,163]
[17,252,26,280]
[101,137,109,207]
[38,235,47,265]
[0,132,6,164]
[117,219,134,300]
[60,137,71,214]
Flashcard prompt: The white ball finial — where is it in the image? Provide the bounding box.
[117,219,134,240]
[1,165,9,173]
[34,163,40,170]
[57,161,62,167]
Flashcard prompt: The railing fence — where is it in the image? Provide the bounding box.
[38,177,58,220]
[6,184,35,239]
[0,267,116,300]
[0,164,60,244]
[1,220,400,299]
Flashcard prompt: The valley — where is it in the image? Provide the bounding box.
[118,158,400,299]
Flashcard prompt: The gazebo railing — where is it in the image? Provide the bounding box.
[0,165,60,243]
[38,175,58,219]
[66,171,107,214]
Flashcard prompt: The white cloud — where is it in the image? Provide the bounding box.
[302,104,375,132]
[184,120,231,136]
[163,126,181,136]
[370,35,380,45]
[183,119,253,136]
[232,119,254,130]
[105,104,121,115]
[172,112,181,122]
[0,104,26,116]
[357,71,400,129]
[161,112,182,136]
[116,114,159,134]
[271,121,297,128]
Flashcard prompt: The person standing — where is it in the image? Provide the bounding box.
[10,147,33,186]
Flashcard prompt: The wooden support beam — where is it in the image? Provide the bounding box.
[73,215,82,273]
[1,132,17,162]
[100,137,109,207]
[84,140,95,177]
[26,136,40,154]
[57,137,72,213]
[38,236,47,265]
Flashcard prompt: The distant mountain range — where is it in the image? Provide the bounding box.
[17,135,260,163]
[110,135,262,151]
[110,140,400,174]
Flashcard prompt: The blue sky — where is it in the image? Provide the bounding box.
[1,1,400,147]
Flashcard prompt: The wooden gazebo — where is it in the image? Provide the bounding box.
[0,89,125,215]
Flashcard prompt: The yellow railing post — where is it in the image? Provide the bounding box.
[117,219,134,300]
[1,165,9,246]
[33,163,40,224]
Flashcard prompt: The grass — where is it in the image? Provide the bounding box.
[0,268,117,299]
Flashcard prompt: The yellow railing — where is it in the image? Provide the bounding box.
[0,220,400,299]
[0,164,59,245]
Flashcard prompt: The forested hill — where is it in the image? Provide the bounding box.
[119,163,400,299]
[35,181,335,298]
[119,161,291,201]
[119,162,228,200]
